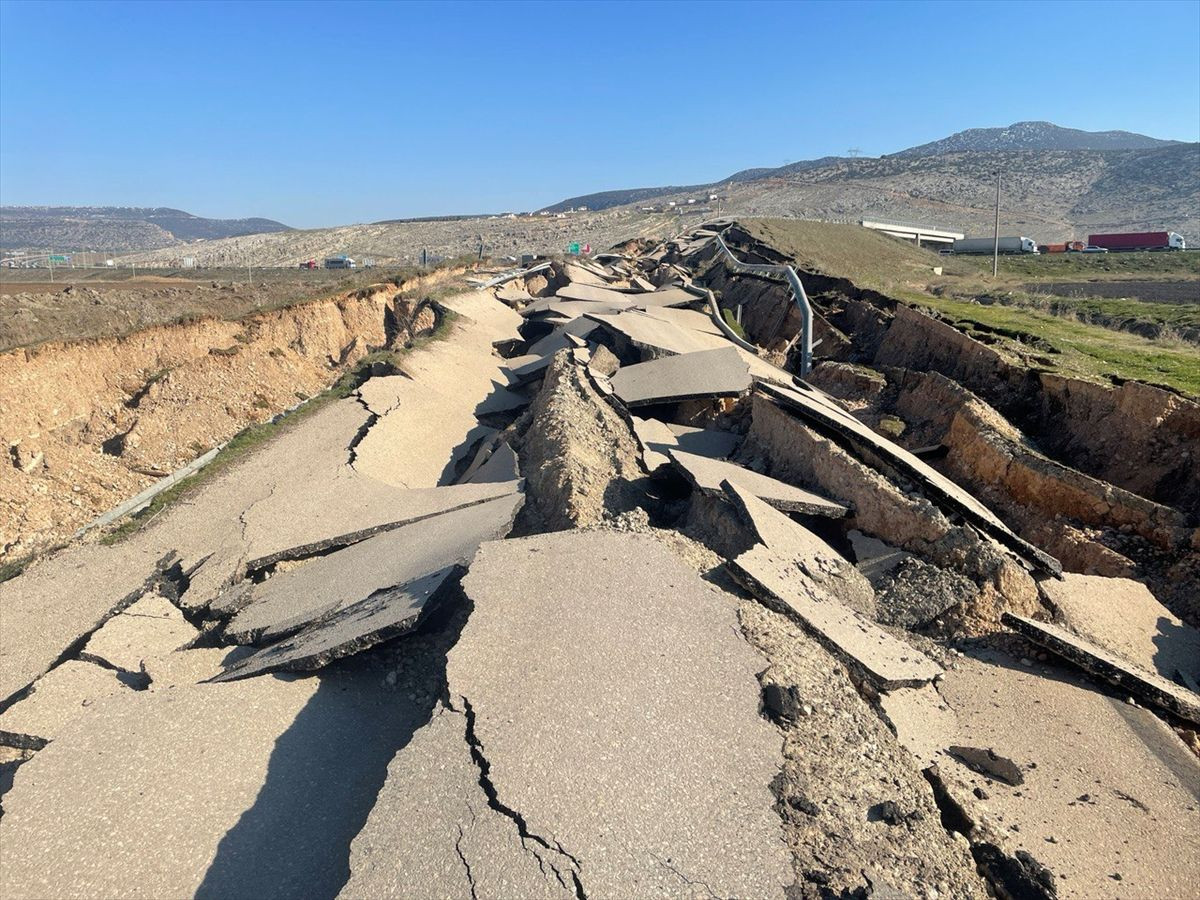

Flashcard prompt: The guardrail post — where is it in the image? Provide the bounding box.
[712,233,814,376]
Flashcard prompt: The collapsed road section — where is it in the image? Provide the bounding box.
[0,227,1198,900]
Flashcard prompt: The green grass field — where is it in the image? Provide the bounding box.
[741,218,1199,397]
[907,292,1200,397]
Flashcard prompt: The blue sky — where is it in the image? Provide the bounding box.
[1,0,1197,227]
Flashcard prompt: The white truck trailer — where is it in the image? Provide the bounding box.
[951,236,1039,255]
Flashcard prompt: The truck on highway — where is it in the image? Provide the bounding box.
[1038,241,1086,254]
[323,255,357,269]
[1085,231,1185,252]
[950,236,1039,255]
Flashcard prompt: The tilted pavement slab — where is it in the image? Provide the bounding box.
[239,480,521,575]
[526,316,600,357]
[352,290,525,488]
[0,664,427,900]
[757,380,1061,575]
[915,647,1200,899]
[213,566,458,682]
[630,416,678,471]
[1003,612,1200,723]
[342,706,575,899]
[0,659,136,749]
[447,530,791,899]
[225,492,522,644]
[629,285,697,308]
[668,447,849,516]
[730,543,941,689]
[609,345,751,407]
[667,421,741,458]
[1039,572,1200,683]
[554,283,638,304]
[465,441,520,485]
[722,480,876,616]
[81,591,199,673]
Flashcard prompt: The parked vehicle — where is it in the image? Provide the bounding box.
[1086,231,1185,252]
[950,236,1039,255]
[324,255,356,269]
[1038,241,1087,254]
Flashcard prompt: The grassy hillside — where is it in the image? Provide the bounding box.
[740,218,1200,397]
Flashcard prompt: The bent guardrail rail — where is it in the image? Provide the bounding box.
[711,232,814,376]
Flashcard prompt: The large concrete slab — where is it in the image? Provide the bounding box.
[81,592,198,673]
[554,283,635,304]
[214,567,456,682]
[342,706,574,899]
[1040,573,1200,683]
[585,308,728,357]
[225,493,523,645]
[667,421,741,458]
[521,298,631,320]
[525,317,600,357]
[908,647,1200,899]
[632,285,697,307]
[448,531,791,899]
[1003,612,1200,723]
[730,544,942,689]
[465,441,519,484]
[758,381,1061,575]
[610,345,751,407]
[669,447,848,516]
[0,660,136,748]
[722,480,875,616]
[236,481,521,580]
[0,665,427,900]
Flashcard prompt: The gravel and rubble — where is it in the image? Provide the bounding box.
[0,225,1197,899]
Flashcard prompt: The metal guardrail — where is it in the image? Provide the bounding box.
[712,233,814,375]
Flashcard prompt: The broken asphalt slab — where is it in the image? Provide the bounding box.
[213,567,458,682]
[0,660,137,749]
[721,479,876,616]
[1002,612,1200,724]
[224,493,523,645]
[81,592,199,673]
[609,345,751,407]
[730,543,942,689]
[669,447,849,516]
[0,664,428,900]
[756,381,1061,576]
[234,481,522,580]
[464,441,520,484]
[916,646,1200,898]
[447,530,792,898]
[1039,573,1200,683]
[342,706,574,899]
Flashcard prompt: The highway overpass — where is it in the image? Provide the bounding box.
[861,219,964,246]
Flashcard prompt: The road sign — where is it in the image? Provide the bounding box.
[49,255,69,263]
[568,242,580,255]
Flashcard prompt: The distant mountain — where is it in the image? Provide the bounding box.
[542,122,1188,214]
[889,121,1182,157]
[0,206,291,252]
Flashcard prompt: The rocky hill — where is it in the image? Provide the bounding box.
[0,206,291,253]
[889,121,1181,156]
[542,123,1199,242]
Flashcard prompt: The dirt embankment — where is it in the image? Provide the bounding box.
[875,305,1200,517]
[1,276,453,562]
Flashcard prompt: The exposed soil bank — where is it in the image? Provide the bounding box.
[1,275,455,561]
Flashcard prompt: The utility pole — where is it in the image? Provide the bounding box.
[48,251,54,284]
[992,170,1001,278]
